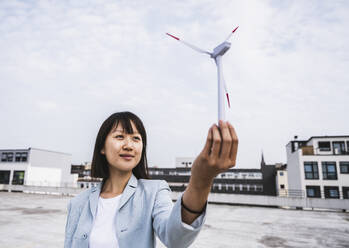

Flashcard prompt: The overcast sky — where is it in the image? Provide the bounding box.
[1,0,348,168]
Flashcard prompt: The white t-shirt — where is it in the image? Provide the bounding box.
[89,194,122,248]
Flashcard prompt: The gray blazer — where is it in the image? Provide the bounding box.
[64,174,206,248]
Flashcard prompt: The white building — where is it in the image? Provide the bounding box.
[175,157,194,168]
[286,136,349,199]
[275,163,288,197]
[0,147,76,187]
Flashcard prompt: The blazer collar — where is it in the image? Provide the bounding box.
[89,173,138,219]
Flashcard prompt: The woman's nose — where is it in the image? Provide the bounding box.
[122,137,133,149]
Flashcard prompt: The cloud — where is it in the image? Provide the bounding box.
[0,0,348,168]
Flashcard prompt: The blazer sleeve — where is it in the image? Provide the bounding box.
[152,180,206,248]
[64,200,80,248]
[64,200,73,248]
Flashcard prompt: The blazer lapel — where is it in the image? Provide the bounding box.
[89,182,102,219]
[118,173,138,211]
[89,174,138,218]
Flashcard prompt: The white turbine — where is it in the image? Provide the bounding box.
[166,26,239,122]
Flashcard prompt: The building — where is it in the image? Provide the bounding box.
[71,162,91,178]
[275,163,288,196]
[0,147,76,187]
[71,162,102,189]
[149,156,278,196]
[286,136,349,199]
[175,157,194,168]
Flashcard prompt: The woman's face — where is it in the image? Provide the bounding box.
[101,120,143,173]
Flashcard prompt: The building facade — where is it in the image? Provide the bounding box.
[71,162,102,189]
[286,136,349,199]
[149,156,278,196]
[0,147,76,187]
[275,163,288,196]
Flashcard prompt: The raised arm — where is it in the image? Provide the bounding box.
[182,120,238,224]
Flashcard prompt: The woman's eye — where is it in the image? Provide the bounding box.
[133,136,141,140]
[115,135,124,139]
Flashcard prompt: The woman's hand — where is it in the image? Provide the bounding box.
[190,120,238,190]
[181,120,238,224]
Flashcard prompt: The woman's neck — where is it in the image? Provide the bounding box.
[101,170,132,198]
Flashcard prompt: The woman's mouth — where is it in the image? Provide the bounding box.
[120,154,134,160]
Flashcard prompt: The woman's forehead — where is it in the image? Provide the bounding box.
[111,120,140,134]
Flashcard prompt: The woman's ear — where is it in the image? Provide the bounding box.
[101,148,105,155]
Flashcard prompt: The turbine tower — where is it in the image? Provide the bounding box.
[166,26,239,122]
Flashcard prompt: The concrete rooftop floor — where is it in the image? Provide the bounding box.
[0,192,348,248]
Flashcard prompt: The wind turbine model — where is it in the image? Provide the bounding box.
[166,26,239,122]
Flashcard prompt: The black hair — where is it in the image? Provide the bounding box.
[91,111,149,184]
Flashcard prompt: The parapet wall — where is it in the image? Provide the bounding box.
[1,184,348,211]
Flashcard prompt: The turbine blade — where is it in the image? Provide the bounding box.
[223,81,231,108]
[166,33,211,55]
[226,93,231,108]
[224,26,239,42]
[166,33,180,41]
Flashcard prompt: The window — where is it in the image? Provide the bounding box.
[1,152,14,162]
[322,162,337,180]
[279,172,284,176]
[280,184,285,189]
[15,153,21,162]
[340,162,349,174]
[1,153,6,162]
[332,141,345,155]
[0,170,10,184]
[324,186,339,199]
[318,141,331,151]
[256,185,263,192]
[7,153,13,162]
[12,171,25,185]
[14,152,28,162]
[343,187,349,199]
[304,162,319,179]
[306,186,321,198]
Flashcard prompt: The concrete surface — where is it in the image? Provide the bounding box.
[0,192,348,248]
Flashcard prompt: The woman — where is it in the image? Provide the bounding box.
[64,111,238,248]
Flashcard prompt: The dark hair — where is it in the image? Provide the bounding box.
[91,111,149,183]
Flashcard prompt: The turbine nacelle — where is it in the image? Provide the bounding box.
[211,41,231,59]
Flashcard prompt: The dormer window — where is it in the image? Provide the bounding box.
[318,141,331,152]
[333,141,345,155]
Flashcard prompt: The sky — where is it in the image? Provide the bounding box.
[1,0,348,168]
